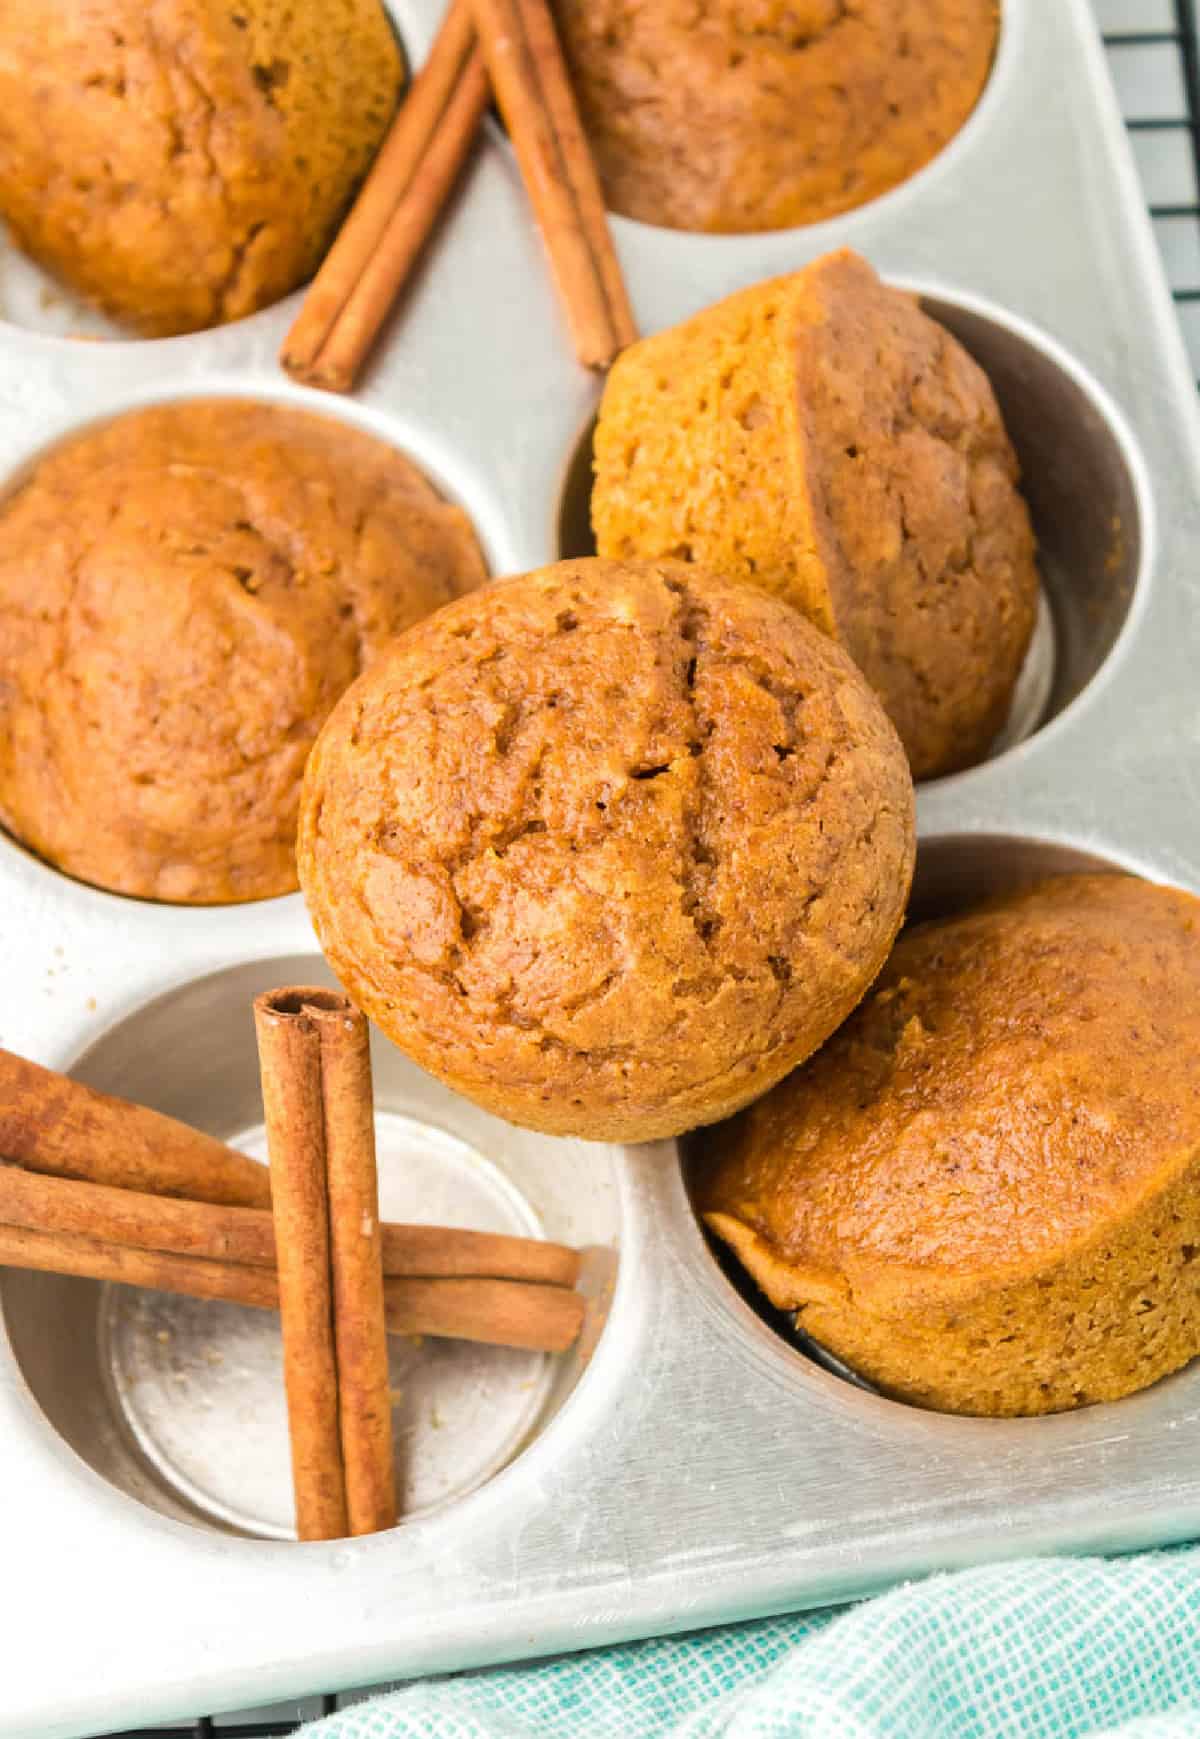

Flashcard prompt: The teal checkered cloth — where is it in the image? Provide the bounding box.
[308,1551,1200,1736]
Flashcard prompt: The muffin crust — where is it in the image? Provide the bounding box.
[593,250,1039,779]
[0,0,401,335]
[553,0,998,233]
[0,400,486,903]
[299,557,915,1142]
[696,874,1200,1415]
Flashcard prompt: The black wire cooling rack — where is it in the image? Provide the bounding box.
[94,6,1200,1735]
[1105,0,1200,374]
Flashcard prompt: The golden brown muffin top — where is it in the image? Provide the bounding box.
[696,874,1200,1305]
[553,0,998,233]
[299,557,915,1142]
[0,399,486,903]
[0,0,401,334]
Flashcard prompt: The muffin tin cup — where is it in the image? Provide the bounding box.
[2,0,1200,1731]
[680,834,1156,1399]
[4,954,620,1540]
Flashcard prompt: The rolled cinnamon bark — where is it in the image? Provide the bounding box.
[0,1220,586,1353]
[380,1221,581,1287]
[303,997,397,1537]
[511,0,636,351]
[0,1047,270,1209]
[0,1222,281,1310]
[254,990,349,1543]
[0,1163,581,1285]
[470,0,635,368]
[0,1163,278,1266]
[299,44,490,393]
[281,0,483,385]
[384,1275,584,1352]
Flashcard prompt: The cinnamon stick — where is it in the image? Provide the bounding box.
[281,0,489,391]
[254,989,348,1542]
[383,1274,583,1351]
[0,1222,282,1310]
[470,0,636,368]
[511,0,636,352]
[302,997,396,1537]
[0,1162,580,1286]
[0,1047,270,1209]
[0,1222,586,1353]
[382,1220,580,1287]
[301,48,490,392]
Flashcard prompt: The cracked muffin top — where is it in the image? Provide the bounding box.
[0,0,401,336]
[552,0,998,233]
[593,250,1040,780]
[0,399,486,903]
[298,557,916,1142]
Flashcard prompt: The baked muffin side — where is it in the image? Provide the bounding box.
[795,251,1039,776]
[298,556,916,1142]
[593,250,1039,779]
[696,874,1200,1414]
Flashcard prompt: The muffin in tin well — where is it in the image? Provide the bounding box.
[0,0,401,335]
[593,250,1039,779]
[0,399,486,903]
[696,874,1200,1416]
[553,0,998,234]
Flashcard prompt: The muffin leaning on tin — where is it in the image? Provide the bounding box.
[0,0,402,335]
[298,556,916,1143]
[0,399,487,903]
[693,873,1200,1416]
[593,249,1040,781]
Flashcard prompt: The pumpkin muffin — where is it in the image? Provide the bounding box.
[593,250,1039,780]
[694,874,1200,1416]
[298,557,915,1142]
[552,0,998,234]
[0,0,401,336]
[0,399,486,903]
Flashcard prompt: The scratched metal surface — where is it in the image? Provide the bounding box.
[0,0,1198,1733]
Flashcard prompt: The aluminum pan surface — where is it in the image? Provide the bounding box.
[1,0,1199,1730]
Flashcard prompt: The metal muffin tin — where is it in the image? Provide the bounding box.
[0,0,1197,1730]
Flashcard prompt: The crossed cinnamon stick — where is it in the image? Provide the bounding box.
[0,1215,581,1347]
[0,1159,577,1288]
[254,989,395,1538]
